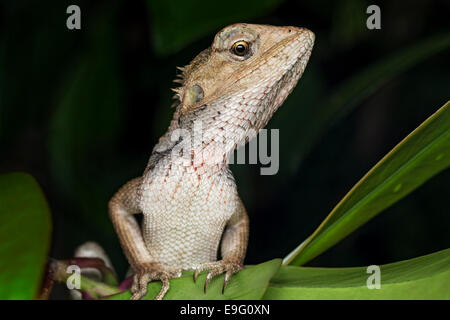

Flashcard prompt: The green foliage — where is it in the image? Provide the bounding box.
[285,101,450,266]
[265,249,450,299]
[0,173,52,299]
[106,259,281,300]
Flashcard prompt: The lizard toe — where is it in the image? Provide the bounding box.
[130,263,182,300]
[194,260,243,294]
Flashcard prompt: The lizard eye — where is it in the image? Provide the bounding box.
[231,41,249,56]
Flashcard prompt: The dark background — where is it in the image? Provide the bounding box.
[1,0,449,296]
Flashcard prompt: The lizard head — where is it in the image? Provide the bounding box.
[171,23,314,159]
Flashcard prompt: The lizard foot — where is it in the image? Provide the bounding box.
[193,259,243,294]
[130,262,182,300]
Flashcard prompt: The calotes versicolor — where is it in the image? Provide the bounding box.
[93,23,313,300]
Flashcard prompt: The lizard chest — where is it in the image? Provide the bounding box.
[139,164,239,268]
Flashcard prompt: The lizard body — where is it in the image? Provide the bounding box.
[109,23,314,299]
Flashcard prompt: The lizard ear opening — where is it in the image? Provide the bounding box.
[185,84,204,105]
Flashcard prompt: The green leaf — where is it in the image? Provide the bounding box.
[285,101,450,266]
[0,172,52,299]
[147,0,283,56]
[106,259,281,300]
[287,32,450,170]
[264,249,450,299]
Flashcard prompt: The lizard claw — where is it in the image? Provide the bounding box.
[130,262,181,300]
[193,259,243,294]
[203,271,216,293]
[222,271,232,294]
[193,269,200,283]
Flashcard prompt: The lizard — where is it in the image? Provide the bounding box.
[108,23,314,300]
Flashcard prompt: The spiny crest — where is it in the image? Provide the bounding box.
[170,66,186,107]
[170,47,211,108]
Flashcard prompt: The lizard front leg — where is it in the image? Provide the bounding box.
[194,200,249,294]
[108,177,181,300]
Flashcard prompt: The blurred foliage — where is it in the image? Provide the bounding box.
[0,0,449,299]
[49,13,124,232]
[147,0,284,55]
[0,173,51,299]
[273,32,450,175]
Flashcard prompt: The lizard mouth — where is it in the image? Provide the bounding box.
[249,27,315,113]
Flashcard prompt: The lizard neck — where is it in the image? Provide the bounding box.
[169,106,265,171]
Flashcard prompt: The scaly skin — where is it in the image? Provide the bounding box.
[108,23,314,300]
